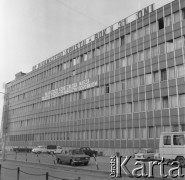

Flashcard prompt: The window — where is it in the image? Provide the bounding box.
[105,84,109,93]
[174,37,182,50]
[151,46,158,57]
[176,65,185,77]
[158,43,165,54]
[170,95,178,108]
[179,94,185,107]
[115,38,120,48]
[154,98,161,110]
[133,101,139,112]
[131,31,137,41]
[134,128,140,139]
[150,22,157,33]
[110,41,115,50]
[153,71,160,83]
[144,48,150,60]
[173,11,180,24]
[84,53,87,61]
[168,67,176,79]
[156,126,162,138]
[128,128,133,139]
[121,58,127,67]
[165,15,172,27]
[139,75,145,86]
[166,40,174,52]
[121,36,125,46]
[148,127,154,139]
[138,28,143,38]
[163,136,171,145]
[125,34,131,43]
[161,69,167,81]
[140,127,147,139]
[133,53,138,64]
[162,96,169,108]
[138,51,144,62]
[132,77,138,87]
[144,25,150,35]
[140,100,145,111]
[127,102,132,113]
[145,73,152,85]
[127,79,132,89]
[126,55,132,66]
[158,18,164,30]
[173,135,185,145]
[146,99,153,111]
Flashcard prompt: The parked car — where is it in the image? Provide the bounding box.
[80,147,98,157]
[134,148,155,161]
[46,145,63,154]
[56,149,90,166]
[32,146,47,154]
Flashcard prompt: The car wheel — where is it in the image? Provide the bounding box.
[70,159,75,166]
[176,156,185,167]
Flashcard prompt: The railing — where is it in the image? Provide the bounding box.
[0,164,81,180]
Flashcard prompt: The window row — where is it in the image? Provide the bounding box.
[9,125,185,142]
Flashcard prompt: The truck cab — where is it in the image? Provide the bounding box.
[159,131,185,166]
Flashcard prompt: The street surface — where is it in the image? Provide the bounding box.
[0,152,184,180]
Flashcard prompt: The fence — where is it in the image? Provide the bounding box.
[0,164,81,180]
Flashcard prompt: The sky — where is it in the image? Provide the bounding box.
[0,0,173,128]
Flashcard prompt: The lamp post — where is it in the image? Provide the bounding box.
[0,91,8,161]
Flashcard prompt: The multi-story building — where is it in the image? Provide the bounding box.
[2,0,185,156]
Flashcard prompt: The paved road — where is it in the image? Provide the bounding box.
[0,152,185,180]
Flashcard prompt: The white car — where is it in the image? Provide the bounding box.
[32,146,47,154]
[134,148,155,161]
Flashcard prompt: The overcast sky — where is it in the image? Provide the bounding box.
[0,0,173,128]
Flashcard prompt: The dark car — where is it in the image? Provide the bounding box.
[80,147,98,157]
[56,149,90,166]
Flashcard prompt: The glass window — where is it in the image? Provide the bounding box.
[158,43,165,54]
[138,28,143,38]
[173,11,180,23]
[179,94,185,107]
[126,55,132,66]
[144,48,150,60]
[134,128,140,139]
[145,73,152,85]
[140,127,147,139]
[176,65,185,77]
[146,99,153,111]
[173,135,185,145]
[128,128,133,139]
[170,95,178,108]
[161,69,167,81]
[140,100,145,111]
[154,98,160,110]
[132,77,138,87]
[174,37,182,50]
[162,96,169,108]
[127,102,132,113]
[133,101,139,112]
[121,58,127,67]
[151,46,158,57]
[139,75,145,86]
[150,22,157,33]
[163,136,171,145]
[133,53,138,64]
[121,36,125,46]
[127,79,132,89]
[165,15,172,27]
[166,40,174,52]
[131,31,137,41]
[153,71,160,83]
[156,126,162,138]
[125,34,131,43]
[138,51,144,61]
[168,67,176,79]
[145,25,150,35]
[148,127,154,139]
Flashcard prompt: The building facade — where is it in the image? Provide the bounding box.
[3,0,185,156]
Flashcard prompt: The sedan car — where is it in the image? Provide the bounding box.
[56,149,90,166]
[80,147,98,157]
[32,145,47,154]
[134,148,155,161]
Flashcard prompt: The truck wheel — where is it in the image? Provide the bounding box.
[70,159,75,166]
[176,156,185,167]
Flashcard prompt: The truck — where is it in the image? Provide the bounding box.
[32,145,63,154]
[46,145,63,154]
[156,131,185,166]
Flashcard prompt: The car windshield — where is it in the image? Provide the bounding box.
[71,149,84,155]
